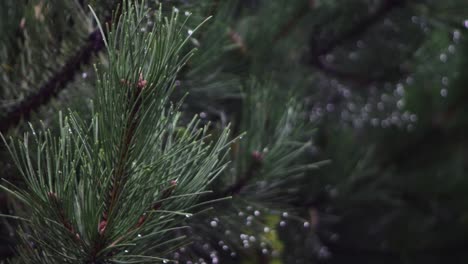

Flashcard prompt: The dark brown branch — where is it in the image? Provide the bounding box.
[310,0,406,58]
[0,0,126,134]
[310,56,409,85]
[213,151,264,199]
[101,78,145,232]
[0,29,105,134]
[306,0,406,84]
[273,1,315,42]
[47,192,81,242]
[106,180,177,253]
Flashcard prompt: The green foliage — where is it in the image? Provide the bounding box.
[1,2,233,263]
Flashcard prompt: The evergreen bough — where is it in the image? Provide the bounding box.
[1,2,233,263]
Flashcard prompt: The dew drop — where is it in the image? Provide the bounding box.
[440,88,448,97]
[448,45,456,53]
[318,247,331,259]
[330,233,339,241]
[440,53,448,63]
[210,221,218,228]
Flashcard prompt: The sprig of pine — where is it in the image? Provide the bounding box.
[1,1,233,263]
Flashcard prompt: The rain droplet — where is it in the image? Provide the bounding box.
[396,83,405,96]
[279,221,286,227]
[397,100,405,109]
[282,212,289,218]
[448,45,456,53]
[254,210,261,216]
[210,221,218,227]
[440,53,448,63]
[318,247,331,259]
[440,88,448,97]
[330,233,339,241]
[442,76,449,86]
[188,29,194,36]
[453,30,462,42]
[304,222,310,228]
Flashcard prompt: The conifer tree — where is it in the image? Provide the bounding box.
[3,0,468,264]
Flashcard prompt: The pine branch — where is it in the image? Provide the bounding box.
[0,29,104,134]
[102,77,146,232]
[213,151,264,200]
[0,0,125,134]
[310,0,406,58]
[273,0,315,42]
[310,56,409,85]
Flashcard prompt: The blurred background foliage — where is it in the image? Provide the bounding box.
[2,0,468,263]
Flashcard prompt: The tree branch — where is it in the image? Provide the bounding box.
[273,1,315,42]
[212,151,263,200]
[310,0,406,58]
[0,0,126,134]
[0,29,105,134]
